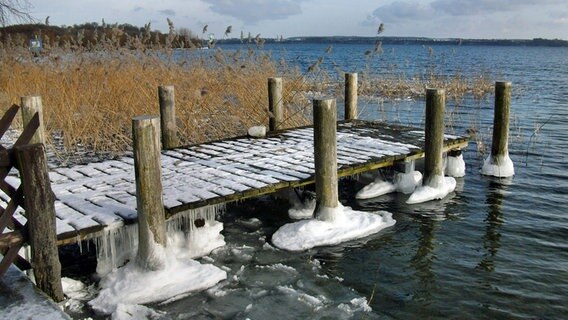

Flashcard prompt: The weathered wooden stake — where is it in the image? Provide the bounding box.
[344,73,358,120]
[268,77,284,131]
[132,115,167,270]
[158,85,180,149]
[20,96,46,145]
[313,98,339,221]
[424,88,445,187]
[490,81,512,164]
[15,143,64,302]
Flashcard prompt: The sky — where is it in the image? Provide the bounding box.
[26,0,568,40]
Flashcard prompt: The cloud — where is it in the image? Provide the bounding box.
[159,9,176,16]
[366,1,433,24]
[431,0,565,16]
[202,0,304,23]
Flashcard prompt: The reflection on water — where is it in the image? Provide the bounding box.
[477,180,508,272]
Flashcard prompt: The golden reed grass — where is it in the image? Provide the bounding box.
[0,44,310,159]
[1,27,494,162]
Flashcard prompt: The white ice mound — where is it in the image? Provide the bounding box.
[272,205,396,251]
[168,220,225,259]
[288,196,316,220]
[446,154,466,177]
[355,171,422,199]
[481,153,514,177]
[394,171,422,194]
[406,175,456,204]
[355,180,396,199]
[89,251,227,315]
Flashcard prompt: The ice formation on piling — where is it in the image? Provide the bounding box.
[446,154,466,177]
[481,153,515,177]
[167,204,226,258]
[355,171,422,199]
[89,204,227,316]
[406,175,456,204]
[272,203,395,251]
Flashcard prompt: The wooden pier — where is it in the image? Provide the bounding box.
[2,120,467,246]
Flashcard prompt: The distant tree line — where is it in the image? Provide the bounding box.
[0,21,202,51]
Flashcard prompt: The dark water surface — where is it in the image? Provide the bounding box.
[72,43,567,319]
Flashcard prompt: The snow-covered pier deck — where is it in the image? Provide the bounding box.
[5,120,468,245]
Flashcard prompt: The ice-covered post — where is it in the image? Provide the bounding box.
[313,98,339,221]
[481,81,514,177]
[132,115,167,270]
[21,95,46,145]
[15,144,64,302]
[345,73,358,120]
[268,77,284,131]
[158,85,180,150]
[424,88,445,187]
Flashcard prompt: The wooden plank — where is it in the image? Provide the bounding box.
[0,104,20,141]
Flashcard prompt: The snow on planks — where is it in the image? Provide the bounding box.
[0,120,468,245]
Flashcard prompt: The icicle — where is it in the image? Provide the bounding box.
[166,204,226,258]
[93,224,139,276]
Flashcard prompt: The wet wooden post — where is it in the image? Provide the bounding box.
[20,96,46,145]
[268,77,283,131]
[132,115,167,270]
[424,88,445,187]
[491,82,512,164]
[345,73,358,120]
[15,144,64,302]
[158,85,180,149]
[313,98,339,221]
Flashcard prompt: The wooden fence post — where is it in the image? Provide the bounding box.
[345,73,358,120]
[158,85,180,149]
[268,77,283,131]
[313,98,339,221]
[424,88,445,187]
[132,115,166,270]
[481,81,514,177]
[21,96,46,145]
[15,143,64,302]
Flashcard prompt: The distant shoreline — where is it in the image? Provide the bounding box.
[218,36,568,47]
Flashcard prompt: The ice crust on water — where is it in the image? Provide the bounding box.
[112,304,165,320]
[272,203,396,251]
[356,171,422,199]
[481,153,515,177]
[406,175,456,204]
[88,247,227,315]
[446,154,466,177]
[88,205,227,316]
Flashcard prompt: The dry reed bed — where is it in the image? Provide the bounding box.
[1,43,494,162]
[1,48,311,159]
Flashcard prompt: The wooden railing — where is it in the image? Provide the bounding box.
[0,103,64,301]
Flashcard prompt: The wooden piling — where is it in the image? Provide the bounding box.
[344,73,358,120]
[158,85,180,149]
[490,81,512,163]
[14,143,64,302]
[132,115,166,270]
[313,98,339,220]
[424,88,445,187]
[20,96,45,145]
[268,77,284,131]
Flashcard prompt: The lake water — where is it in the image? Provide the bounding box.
[70,43,568,319]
